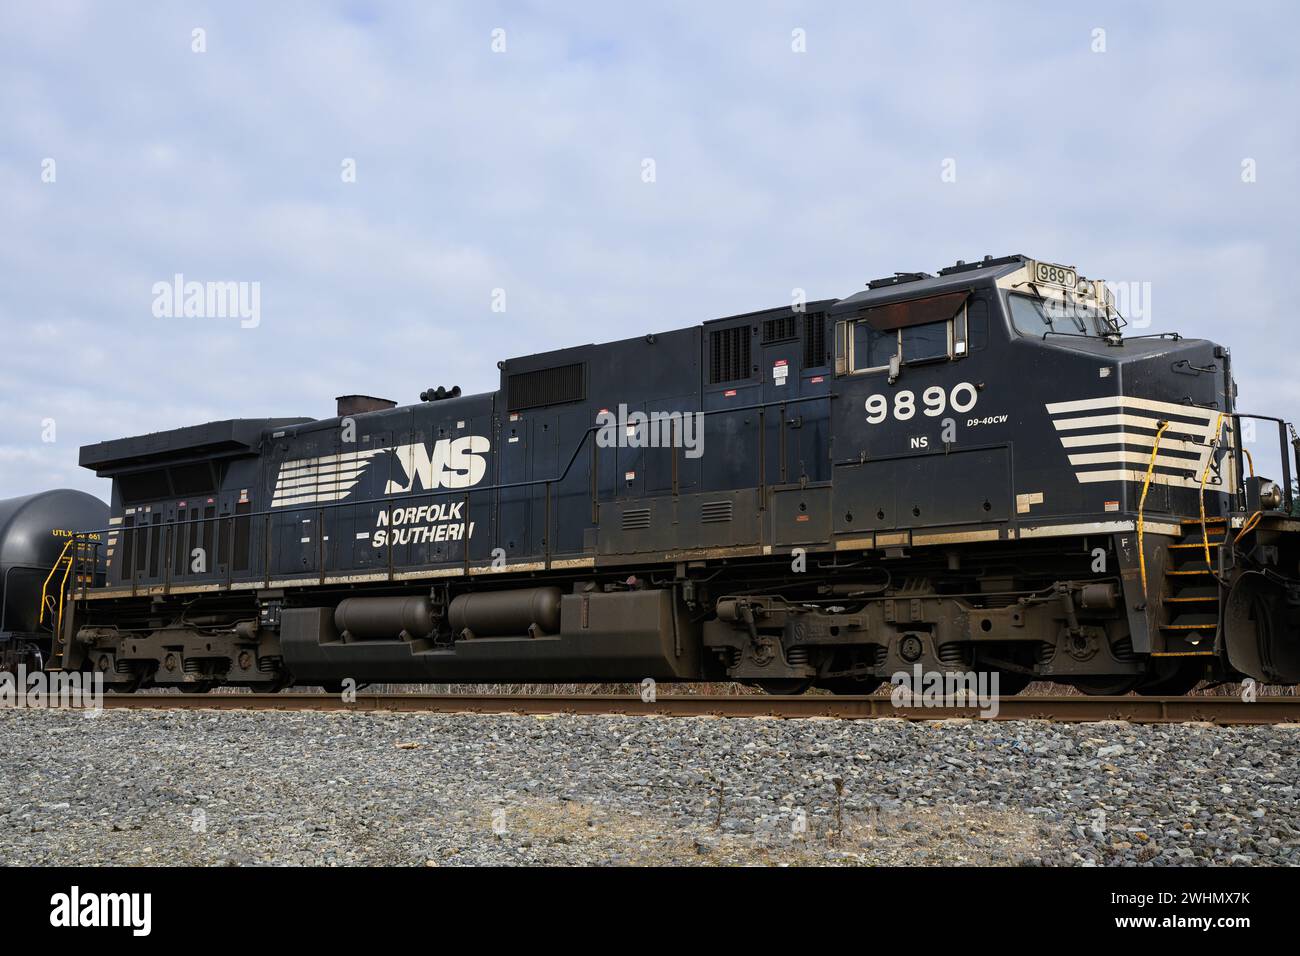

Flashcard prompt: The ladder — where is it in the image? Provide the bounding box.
[38,536,96,671]
[1155,517,1225,656]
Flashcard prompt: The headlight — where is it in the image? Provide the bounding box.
[1259,480,1284,511]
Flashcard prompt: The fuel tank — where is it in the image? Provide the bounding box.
[0,490,108,636]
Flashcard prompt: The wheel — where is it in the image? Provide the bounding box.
[1135,659,1206,696]
[105,662,152,693]
[176,682,216,694]
[1071,675,1141,696]
[754,678,815,695]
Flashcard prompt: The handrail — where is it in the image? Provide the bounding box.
[38,538,75,626]
[1230,412,1296,513]
[71,396,1298,599]
[1136,420,1171,601]
[1198,411,1228,574]
[37,537,97,643]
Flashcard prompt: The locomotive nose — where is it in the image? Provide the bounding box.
[1112,338,1227,412]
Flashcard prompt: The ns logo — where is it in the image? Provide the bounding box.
[384,436,490,493]
[270,435,492,509]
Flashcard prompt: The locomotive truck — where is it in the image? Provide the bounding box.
[31,254,1300,694]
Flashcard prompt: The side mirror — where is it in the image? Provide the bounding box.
[888,353,901,385]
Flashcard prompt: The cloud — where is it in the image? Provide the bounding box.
[0,1,1297,498]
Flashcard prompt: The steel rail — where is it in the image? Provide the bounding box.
[86,693,1300,725]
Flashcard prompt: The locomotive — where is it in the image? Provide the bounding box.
[39,254,1300,695]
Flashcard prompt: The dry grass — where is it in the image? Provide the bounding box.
[1022,680,1298,697]
[150,678,1298,698]
[335,680,1298,697]
[465,797,1056,866]
[360,681,760,695]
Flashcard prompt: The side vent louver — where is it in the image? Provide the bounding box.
[700,500,733,523]
[802,313,826,369]
[709,327,751,384]
[761,315,797,344]
[507,362,586,412]
[621,508,652,531]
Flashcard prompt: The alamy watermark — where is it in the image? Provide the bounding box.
[152,273,260,328]
[1039,280,1153,329]
[50,886,151,936]
[890,664,1000,718]
[1,666,103,712]
[596,403,704,458]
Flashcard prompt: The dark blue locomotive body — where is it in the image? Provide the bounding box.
[62,255,1300,693]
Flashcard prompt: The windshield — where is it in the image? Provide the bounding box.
[1009,293,1116,337]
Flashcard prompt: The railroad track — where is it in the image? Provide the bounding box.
[90,693,1300,725]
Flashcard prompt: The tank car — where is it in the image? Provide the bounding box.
[0,490,108,670]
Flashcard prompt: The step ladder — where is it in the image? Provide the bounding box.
[1155,517,1225,656]
[38,536,97,671]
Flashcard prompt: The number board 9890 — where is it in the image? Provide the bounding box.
[865,383,978,424]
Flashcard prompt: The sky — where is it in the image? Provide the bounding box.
[1,1,1297,500]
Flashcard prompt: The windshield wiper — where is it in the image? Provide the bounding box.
[1041,330,1093,340]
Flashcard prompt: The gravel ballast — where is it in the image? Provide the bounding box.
[1,709,1297,866]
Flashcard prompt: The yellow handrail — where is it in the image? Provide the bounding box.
[38,537,76,627]
[1197,415,1258,583]
[1137,420,1170,601]
[38,536,94,646]
[1198,411,1228,571]
[1238,509,1265,542]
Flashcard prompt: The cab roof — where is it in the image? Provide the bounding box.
[832,255,1027,314]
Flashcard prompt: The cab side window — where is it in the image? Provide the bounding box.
[900,321,949,363]
[836,291,973,376]
[848,318,956,372]
[851,322,897,370]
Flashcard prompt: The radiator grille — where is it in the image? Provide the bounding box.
[803,312,826,369]
[506,363,586,412]
[709,327,751,384]
[762,315,797,344]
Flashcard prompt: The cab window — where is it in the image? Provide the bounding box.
[1009,293,1052,334]
[901,321,949,363]
[852,322,896,370]
[837,291,971,375]
[1009,292,1112,337]
[846,315,963,372]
